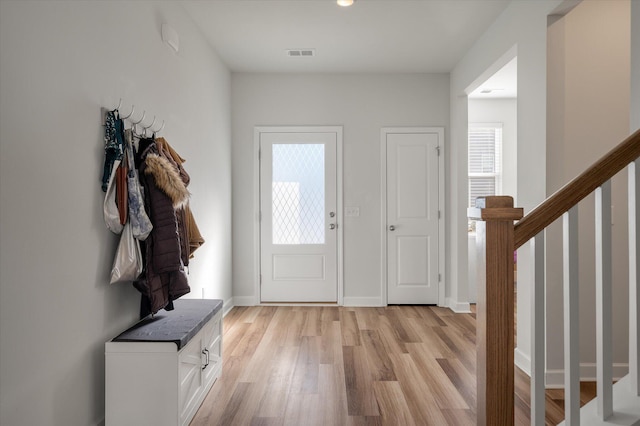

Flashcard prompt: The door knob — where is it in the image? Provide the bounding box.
[389,225,395,231]
[329,223,336,230]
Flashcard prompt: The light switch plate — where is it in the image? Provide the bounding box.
[345,207,360,217]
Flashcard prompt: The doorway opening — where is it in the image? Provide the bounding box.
[467,56,518,303]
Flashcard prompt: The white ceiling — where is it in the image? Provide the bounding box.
[182,0,512,74]
[469,56,517,99]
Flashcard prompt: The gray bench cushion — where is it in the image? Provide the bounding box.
[112,299,223,349]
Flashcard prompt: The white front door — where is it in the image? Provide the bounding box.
[259,129,339,302]
[385,130,441,304]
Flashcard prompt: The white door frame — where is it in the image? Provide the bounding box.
[254,126,344,305]
[380,127,446,306]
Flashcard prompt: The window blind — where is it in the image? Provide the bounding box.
[468,125,502,207]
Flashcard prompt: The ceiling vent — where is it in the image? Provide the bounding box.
[287,49,315,57]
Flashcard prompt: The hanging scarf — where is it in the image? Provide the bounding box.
[101,110,125,191]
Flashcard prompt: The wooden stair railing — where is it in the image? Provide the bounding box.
[469,128,640,426]
[515,129,640,250]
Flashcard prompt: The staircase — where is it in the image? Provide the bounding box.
[469,129,640,425]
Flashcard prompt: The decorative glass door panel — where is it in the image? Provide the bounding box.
[260,130,337,302]
[272,143,325,245]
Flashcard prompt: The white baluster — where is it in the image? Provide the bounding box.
[595,181,613,418]
[630,159,640,396]
[563,206,580,425]
[530,232,546,425]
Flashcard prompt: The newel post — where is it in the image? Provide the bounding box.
[468,196,523,426]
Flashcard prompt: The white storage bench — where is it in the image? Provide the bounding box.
[105,299,223,426]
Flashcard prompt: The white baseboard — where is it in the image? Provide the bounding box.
[514,348,531,376]
[546,363,630,388]
[511,352,630,389]
[496,349,629,389]
[445,297,472,313]
[342,297,383,307]
[230,296,384,307]
[222,298,235,317]
[232,296,257,307]
[230,295,470,310]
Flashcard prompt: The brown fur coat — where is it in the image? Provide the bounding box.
[143,153,190,209]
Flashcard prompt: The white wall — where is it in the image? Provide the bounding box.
[545,0,631,385]
[0,2,231,425]
[633,0,640,132]
[467,98,518,303]
[231,73,449,305]
[450,0,562,368]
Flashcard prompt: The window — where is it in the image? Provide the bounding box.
[468,123,503,209]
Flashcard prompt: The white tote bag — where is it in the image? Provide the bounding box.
[103,159,124,234]
[110,221,143,284]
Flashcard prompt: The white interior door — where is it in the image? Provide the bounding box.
[386,131,440,304]
[260,130,338,302]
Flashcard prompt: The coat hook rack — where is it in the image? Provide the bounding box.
[142,116,156,131]
[130,110,146,125]
[152,120,165,134]
[120,105,135,120]
[141,116,157,137]
[102,101,165,138]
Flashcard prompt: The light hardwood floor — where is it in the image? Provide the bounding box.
[191,305,592,425]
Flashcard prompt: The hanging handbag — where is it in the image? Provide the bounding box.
[110,221,143,284]
[116,154,128,225]
[124,130,153,240]
[103,159,124,234]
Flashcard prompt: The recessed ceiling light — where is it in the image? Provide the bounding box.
[337,0,355,6]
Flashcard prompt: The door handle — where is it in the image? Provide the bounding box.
[389,225,396,231]
[329,223,336,230]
